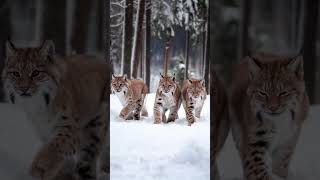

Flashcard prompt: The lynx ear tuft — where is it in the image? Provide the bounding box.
[160,73,164,78]
[287,55,304,79]
[200,79,205,87]
[6,40,16,57]
[40,40,55,56]
[247,55,262,80]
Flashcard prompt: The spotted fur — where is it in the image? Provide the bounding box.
[153,73,181,124]
[181,79,206,126]
[2,40,108,180]
[229,53,309,180]
[111,74,148,120]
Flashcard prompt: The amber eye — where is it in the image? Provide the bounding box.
[31,70,40,78]
[279,91,289,97]
[10,72,20,78]
[257,91,267,97]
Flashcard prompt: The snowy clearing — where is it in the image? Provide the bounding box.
[110,93,210,180]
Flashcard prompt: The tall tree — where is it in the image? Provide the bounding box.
[204,8,209,92]
[71,0,91,54]
[185,30,190,79]
[122,0,133,77]
[43,0,66,55]
[144,0,151,88]
[238,0,251,59]
[131,0,145,78]
[100,0,110,178]
[0,0,10,101]
[303,0,319,104]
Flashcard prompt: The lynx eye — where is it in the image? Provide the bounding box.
[10,71,20,78]
[31,70,40,77]
[257,91,268,97]
[279,91,289,97]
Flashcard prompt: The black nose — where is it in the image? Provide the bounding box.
[19,87,29,93]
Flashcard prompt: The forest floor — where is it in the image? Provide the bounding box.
[110,93,210,180]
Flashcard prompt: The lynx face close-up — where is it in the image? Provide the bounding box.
[247,55,306,118]
[2,41,58,105]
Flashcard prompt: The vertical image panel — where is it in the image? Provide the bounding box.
[212,0,320,180]
[0,0,110,180]
[110,0,210,180]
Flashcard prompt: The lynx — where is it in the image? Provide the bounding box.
[111,74,148,120]
[153,73,181,124]
[181,79,207,126]
[229,53,309,180]
[2,40,109,180]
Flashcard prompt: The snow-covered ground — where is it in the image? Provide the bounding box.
[1,97,319,180]
[218,106,320,180]
[110,93,210,180]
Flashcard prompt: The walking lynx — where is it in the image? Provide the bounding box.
[2,40,108,180]
[229,53,309,180]
[181,79,207,126]
[111,74,148,120]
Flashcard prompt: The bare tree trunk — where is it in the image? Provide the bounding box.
[303,0,319,104]
[96,0,104,51]
[71,0,91,54]
[0,0,10,101]
[43,0,66,55]
[185,30,190,79]
[163,38,172,76]
[103,0,110,177]
[35,0,43,43]
[204,15,209,92]
[238,0,251,59]
[144,0,151,88]
[131,0,145,78]
[122,0,133,77]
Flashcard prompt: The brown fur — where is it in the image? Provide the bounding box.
[2,41,108,180]
[229,53,309,180]
[181,79,207,126]
[111,75,149,120]
[153,74,181,124]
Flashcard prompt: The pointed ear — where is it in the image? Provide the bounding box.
[112,74,115,79]
[247,56,261,80]
[200,79,205,87]
[287,55,304,79]
[40,40,55,56]
[188,79,192,84]
[6,40,16,57]
[123,74,127,81]
[160,73,164,78]
[172,73,175,81]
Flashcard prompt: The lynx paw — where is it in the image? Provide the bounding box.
[30,146,64,179]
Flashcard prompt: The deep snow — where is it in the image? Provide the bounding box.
[110,93,210,180]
